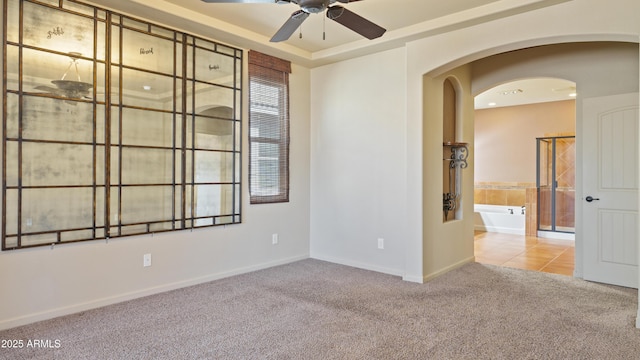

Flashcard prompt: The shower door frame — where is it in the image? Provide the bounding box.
[536,135,576,234]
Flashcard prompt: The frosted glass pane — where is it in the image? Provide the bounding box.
[60,230,94,243]
[194,150,234,183]
[193,85,235,114]
[23,1,94,57]
[121,68,174,110]
[111,26,121,65]
[6,93,19,139]
[121,108,176,148]
[22,142,94,187]
[235,59,242,89]
[5,142,19,188]
[193,184,234,218]
[151,25,174,39]
[121,186,173,224]
[22,188,94,233]
[122,17,148,32]
[121,28,175,75]
[189,115,234,150]
[6,45,19,91]
[195,49,235,87]
[6,0,19,43]
[121,148,174,185]
[5,190,18,236]
[62,1,94,16]
[22,95,94,143]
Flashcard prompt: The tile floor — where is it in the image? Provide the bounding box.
[474,231,574,276]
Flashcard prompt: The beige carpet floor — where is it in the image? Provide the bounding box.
[1,259,640,359]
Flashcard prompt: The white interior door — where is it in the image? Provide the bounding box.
[583,93,639,288]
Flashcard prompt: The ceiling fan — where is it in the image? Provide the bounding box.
[201,0,386,42]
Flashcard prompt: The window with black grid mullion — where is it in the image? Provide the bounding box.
[249,75,289,204]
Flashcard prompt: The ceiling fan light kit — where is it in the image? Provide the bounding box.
[201,0,386,42]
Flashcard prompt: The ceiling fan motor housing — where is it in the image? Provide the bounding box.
[295,0,333,14]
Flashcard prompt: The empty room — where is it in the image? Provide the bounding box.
[1,0,639,358]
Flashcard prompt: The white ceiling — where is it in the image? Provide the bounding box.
[83,0,575,108]
[86,0,569,67]
[160,0,501,53]
[475,78,577,110]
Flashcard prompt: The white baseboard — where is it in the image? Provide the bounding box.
[402,274,426,283]
[475,225,525,235]
[423,256,476,282]
[310,254,404,278]
[0,254,309,331]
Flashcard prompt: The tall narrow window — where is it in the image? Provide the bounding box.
[248,51,291,204]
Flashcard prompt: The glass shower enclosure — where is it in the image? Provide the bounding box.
[536,136,576,234]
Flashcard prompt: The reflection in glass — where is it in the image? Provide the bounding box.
[194,151,234,183]
[3,0,242,249]
[24,49,93,100]
[120,68,174,109]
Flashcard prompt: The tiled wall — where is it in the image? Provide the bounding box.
[473,182,534,206]
[475,182,536,235]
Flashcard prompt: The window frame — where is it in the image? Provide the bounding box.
[248,51,291,204]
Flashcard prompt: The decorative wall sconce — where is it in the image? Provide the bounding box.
[443,142,468,221]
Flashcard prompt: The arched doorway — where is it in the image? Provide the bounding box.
[472,77,577,275]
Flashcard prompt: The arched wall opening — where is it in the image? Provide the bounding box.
[468,41,638,277]
[412,40,638,283]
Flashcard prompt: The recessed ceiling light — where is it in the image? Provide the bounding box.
[569,93,577,97]
[499,89,523,96]
[143,85,151,91]
[488,102,497,106]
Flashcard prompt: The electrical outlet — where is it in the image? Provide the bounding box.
[143,253,151,267]
[26,218,33,227]
[272,233,279,245]
[377,238,384,250]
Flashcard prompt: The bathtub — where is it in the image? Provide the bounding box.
[474,204,525,235]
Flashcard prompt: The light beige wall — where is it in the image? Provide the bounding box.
[309,47,407,276]
[422,65,475,280]
[0,48,312,330]
[474,100,576,183]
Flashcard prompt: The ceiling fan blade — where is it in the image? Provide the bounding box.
[201,0,276,3]
[326,5,385,40]
[336,0,363,3]
[270,10,310,42]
